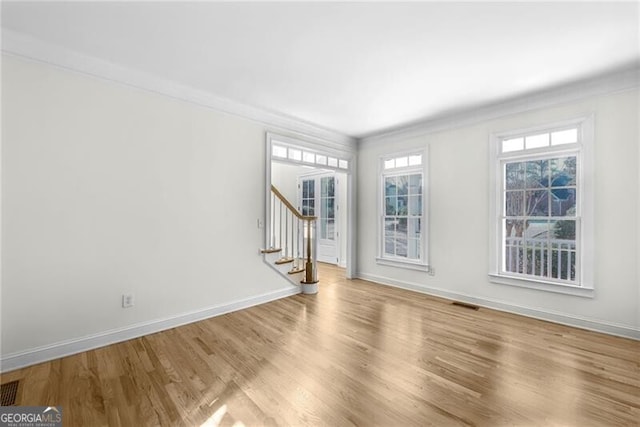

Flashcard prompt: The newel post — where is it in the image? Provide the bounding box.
[301,217,318,294]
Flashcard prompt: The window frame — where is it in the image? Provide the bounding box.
[377,149,430,271]
[489,116,595,297]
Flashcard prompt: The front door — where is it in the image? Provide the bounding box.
[299,173,337,264]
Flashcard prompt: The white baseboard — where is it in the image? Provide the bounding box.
[0,286,300,373]
[356,272,640,341]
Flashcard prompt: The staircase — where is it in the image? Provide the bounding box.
[262,185,319,294]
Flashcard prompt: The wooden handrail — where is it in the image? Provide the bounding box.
[269,184,319,288]
[271,185,316,221]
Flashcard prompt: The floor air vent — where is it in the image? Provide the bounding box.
[451,301,480,310]
[1,380,19,406]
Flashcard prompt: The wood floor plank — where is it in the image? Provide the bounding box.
[2,264,639,426]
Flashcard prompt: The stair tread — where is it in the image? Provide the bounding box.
[288,267,305,275]
[261,248,282,254]
[275,257,295,265]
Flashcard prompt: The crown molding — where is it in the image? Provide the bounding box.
[1,29,357,150]
[359,64,640,145]
[3,29,637,151]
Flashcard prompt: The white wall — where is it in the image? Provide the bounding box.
[0,55,299,365]
[357,88,640,338]
[2,53,636,373]
[271,161,303,203]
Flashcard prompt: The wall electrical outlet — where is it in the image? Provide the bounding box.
[122,294,135,308]
[428,267,436,276]
[257,218,263,229]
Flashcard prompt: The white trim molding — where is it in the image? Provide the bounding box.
[488,274,594,298]
[375,257,430,272]
[265,131,357,279]
[377,148,430,270]
[1,29,357,151]
[360,65,639,144]
[0,286,300,373]
[357,272,640,340]
[488,115,595,294]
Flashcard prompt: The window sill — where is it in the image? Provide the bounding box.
[376,257,430,272]
[488,273,594,298]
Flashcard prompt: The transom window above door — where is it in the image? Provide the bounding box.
[272,142,350,171]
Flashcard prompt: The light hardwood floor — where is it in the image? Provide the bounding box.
[2,264,639,426]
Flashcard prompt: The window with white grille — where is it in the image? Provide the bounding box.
[378,151,429,271]
[489,117,594,295]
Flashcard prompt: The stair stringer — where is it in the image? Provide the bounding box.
[262,250,305,288]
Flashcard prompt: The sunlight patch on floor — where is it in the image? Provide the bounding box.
[200,403,227,427]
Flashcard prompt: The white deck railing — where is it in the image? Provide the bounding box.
[504,237,576,281]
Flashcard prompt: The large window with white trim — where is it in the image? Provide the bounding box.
[490,117,594,295]
[378,151,429,270]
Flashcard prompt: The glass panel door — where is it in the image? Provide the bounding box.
[301,179,315,216]
[299,173,338,265]
[320,176,335,241]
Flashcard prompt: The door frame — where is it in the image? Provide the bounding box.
[265,132,356,279]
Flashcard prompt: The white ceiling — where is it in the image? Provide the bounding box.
[2,2,638,138]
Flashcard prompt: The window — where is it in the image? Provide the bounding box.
[378,151,429,271]
[271,143,350,170]
[489,117,594,296]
